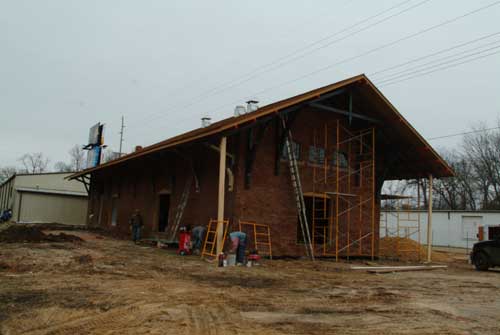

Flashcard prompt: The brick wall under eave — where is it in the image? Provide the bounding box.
[86,108,381,257]
[87,144,236,241]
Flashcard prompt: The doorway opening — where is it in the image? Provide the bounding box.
[158,194,170,232]
[298,195,331,244]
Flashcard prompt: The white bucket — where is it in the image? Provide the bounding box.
[227,254,236,266]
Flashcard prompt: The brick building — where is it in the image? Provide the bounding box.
[70,75,453,258]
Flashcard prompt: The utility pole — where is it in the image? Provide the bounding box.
[118,116,125,157]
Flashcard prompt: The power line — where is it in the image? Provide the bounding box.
[129,1,500,140]
[195,0,431,100]
[369,30,500,76]
[378,49,500,86]
[373,37,500,81]
[127,0,427,128]
[376,44,500,84]
[244,0,500,98]
[428,126,500,140]
[140,0,355,111]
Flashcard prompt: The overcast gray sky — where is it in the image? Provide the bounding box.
[1,0,499,168]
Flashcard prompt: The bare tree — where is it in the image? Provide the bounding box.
[69,145,86,171]
[0,166,17,183]
[53,161,73,172]
[18,153,49,174]
[463,123,500,209]
[432,149,476,210]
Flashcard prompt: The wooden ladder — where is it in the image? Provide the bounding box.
[167,176,192,241]
[239,220,273,259]
[282,118,314,260]
[201,219,229,258]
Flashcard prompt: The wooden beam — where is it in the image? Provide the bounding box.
[204,143,235,163]
[348,91,353,125]
[216,137,227,257]
[75,176,90,195]
[245,121,270,189]
[427,174,433,263]
[309,102,381,124]
[312,88,347,103]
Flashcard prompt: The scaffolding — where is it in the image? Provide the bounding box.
[238,220,273,258]
[309,121,376,260]
[201,219,229,258]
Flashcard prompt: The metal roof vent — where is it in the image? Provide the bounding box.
[201,117,211,127]
[234,105,246,117]
[246,100,259,113]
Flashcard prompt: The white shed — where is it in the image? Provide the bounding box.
[0,172,88,225]
[381,210,500,248]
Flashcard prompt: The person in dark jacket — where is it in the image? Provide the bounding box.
[191,225,207,255]
[129,209,143,244]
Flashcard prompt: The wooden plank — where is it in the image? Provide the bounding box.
[351,265,447,273]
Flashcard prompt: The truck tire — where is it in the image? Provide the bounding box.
[473,252,490,271]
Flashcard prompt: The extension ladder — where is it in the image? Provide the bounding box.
[201,219,229,258]
[238,220,272,259]
[282,118,314,260]
[167,176,192,241]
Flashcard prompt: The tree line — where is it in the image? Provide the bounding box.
[385,124,500,211]
[0,145,119,183]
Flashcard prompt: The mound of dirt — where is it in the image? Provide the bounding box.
[0,225,83,243]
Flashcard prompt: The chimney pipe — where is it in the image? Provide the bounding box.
[201,117,211,127]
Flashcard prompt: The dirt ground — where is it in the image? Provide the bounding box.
[1,226,499,335]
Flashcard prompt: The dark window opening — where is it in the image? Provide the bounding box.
[158,194,170,232]
[297,196,331,244]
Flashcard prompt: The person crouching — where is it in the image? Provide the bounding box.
[229,231,247,265]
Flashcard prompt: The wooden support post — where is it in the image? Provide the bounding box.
[427,174,433,263]
[371,128,376,261]
[216,137,227,257]
[335,120,339,261]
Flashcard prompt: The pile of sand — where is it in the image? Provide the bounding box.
[379,237,449,262]
[0,225,83,243]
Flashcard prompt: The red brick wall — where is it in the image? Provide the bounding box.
[232,108,380,257]
[87,108,381,257]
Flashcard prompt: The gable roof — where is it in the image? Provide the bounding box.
[69,74,454,180]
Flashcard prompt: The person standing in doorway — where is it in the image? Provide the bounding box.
[229,231,247,265]
[129,209,143,244]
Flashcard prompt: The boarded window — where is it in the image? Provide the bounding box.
[331,151,349,168]
[111,197,118,226]
[281,140,301,161]
[308,146,325,164]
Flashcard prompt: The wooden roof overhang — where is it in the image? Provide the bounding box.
[68,74,454,181]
